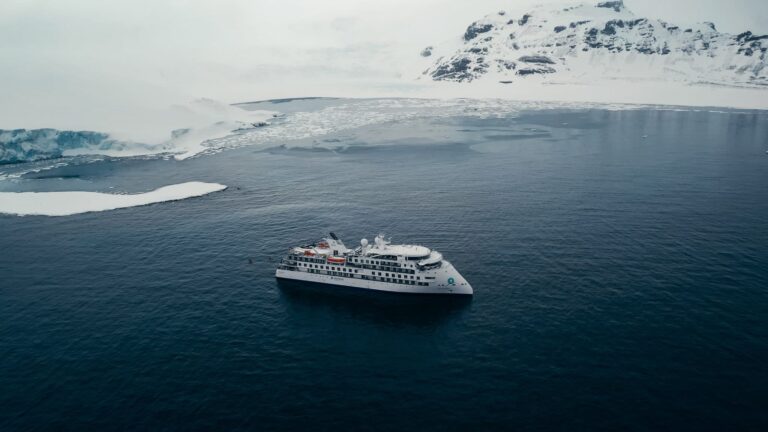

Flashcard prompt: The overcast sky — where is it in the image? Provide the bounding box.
[1,0,766,136]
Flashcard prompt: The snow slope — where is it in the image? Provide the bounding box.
[0,182,226,216]
[419,1,767,88]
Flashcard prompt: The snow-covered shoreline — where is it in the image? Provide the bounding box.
[1,93,764,177]
[401,82,768,112]
[0,182,227,216]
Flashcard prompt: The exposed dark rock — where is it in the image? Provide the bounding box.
[596,1,624,12]
[554,25,567,33]
[737,31,768,43]
[420,46,433,57]
[496,59,516,70]
[585,27,602,48]
[431,56,488,82]
[519,14,532,25]
[464,23,494,41]
[498,10,506,16]
[602,19,625,35]
[469,47,488,54]
[737,33,768,57]
[704,22,716,31]
[518,55,555,64]
[517,66,556,76]
[431,57,471,81]
[570,20,590,29]
[737,31,752,42]
[499,80,514,84]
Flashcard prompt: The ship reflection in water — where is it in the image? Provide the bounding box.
[277,279,472,328]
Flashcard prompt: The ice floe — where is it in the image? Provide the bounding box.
[0,181,226,216]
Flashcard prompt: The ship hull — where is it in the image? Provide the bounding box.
[275,268,473,295]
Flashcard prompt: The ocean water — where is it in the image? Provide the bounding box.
[1,101,768,431]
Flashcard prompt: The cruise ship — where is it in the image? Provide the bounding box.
[275,233,473,295]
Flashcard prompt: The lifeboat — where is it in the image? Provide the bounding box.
[327,256,346,264]
[318,242,330,249]
[303,250,316,256]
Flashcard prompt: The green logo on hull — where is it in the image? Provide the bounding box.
[447,277,456,285]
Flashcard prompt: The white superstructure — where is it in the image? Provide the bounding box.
[275,233,473,295]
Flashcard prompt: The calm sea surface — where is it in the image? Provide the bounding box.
[2,101,767,431]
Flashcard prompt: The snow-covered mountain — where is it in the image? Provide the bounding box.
[420,1,767,88]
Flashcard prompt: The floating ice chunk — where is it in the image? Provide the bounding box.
[0,181,226,216]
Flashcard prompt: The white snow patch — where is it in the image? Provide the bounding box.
[0,181,226,216]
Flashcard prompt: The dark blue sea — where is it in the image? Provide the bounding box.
[2,100,768,431]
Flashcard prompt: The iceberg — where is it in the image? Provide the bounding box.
[0,181,226,216]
